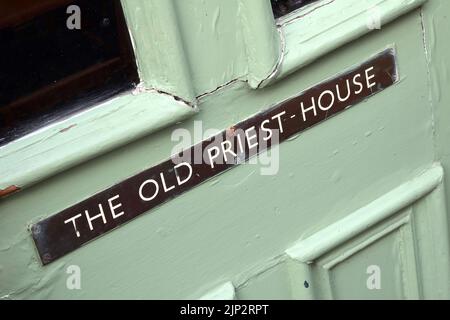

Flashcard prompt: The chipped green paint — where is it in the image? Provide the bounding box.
[0,91,196,191]
[1,0,449,300]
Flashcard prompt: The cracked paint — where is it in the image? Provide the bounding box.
[420,9,438,158]
[196,78,246,101]
[133,82,197,109]
[1,0,449,300]
[59,124,77,134]
[256,27,286,89]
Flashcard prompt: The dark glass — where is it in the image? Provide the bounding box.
[0,0,139,145]
[271,0,320,18]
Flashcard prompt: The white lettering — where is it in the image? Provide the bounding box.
[174,162,193,185]
[318,90,335,111]
[85,204,107,231]
[271,111,286,133]
[160,172,175,193]
[353,73,364,94]
[64,214,82,237]
[139,179,159,201]
[108,195,125,219]
[245,126,258,149]
[221,140,237,162]
[365,66,376,90]
[300,97,317,122]
[236,131,245,154]
[336,79,351,102]
[207,146,221,169]
[261,119,272,141]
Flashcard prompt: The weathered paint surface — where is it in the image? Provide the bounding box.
[1,0,449,299]
[423,0,450,219]
[0,186,20,198]
[272,0,427,82]
[0,91,196,191]
[121,0,197,102]
[31,49,397,265]
[173,0,249,96]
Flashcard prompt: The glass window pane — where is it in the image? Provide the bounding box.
[0,0,138,145]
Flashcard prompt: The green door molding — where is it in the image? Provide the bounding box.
[0,91,196,194]
[0,0,429,194]
[0,0,201,193]
[1,0,449,300]
[266,0,428,84]
[121,0,197,103]
[198,164,449,299]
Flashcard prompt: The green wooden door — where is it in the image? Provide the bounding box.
[0,0,449,300]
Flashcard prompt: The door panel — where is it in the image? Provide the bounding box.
[1,1,449,300]
[201,165,450,299]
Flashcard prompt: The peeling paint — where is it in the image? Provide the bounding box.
[0,185,21,198]
[0,90,196,191]
[1,0,448,300]
[59,124,77,133]
[132,82,198,109]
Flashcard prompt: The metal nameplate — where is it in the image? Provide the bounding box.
[32,49,398,264]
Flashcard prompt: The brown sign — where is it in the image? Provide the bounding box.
[32,49,398,265]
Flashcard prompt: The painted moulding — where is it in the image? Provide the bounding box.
[0,0,197,195]
[243,0,428,88]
